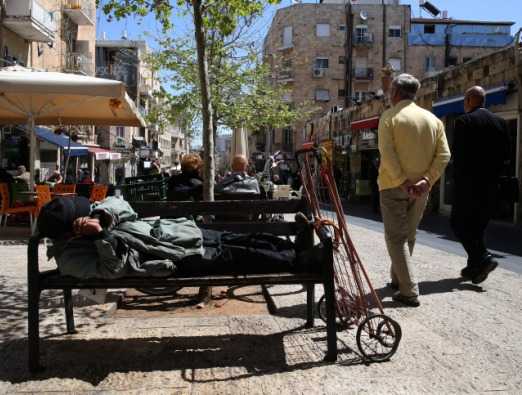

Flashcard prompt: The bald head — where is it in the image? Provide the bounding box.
[231,155,248,172]
[464,86,486,113]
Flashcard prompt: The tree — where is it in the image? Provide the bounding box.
[98,0,282,201]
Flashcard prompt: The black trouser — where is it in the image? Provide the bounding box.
[450,185,497,267]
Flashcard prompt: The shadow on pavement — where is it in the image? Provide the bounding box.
[418,277,485,295]
[0,326,362,385]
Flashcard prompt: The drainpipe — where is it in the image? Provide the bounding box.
[382,0,387,67]
[344,1,353,109]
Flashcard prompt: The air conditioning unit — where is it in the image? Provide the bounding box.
[312,68,325,78]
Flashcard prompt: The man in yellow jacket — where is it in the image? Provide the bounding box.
[378,73,450,307]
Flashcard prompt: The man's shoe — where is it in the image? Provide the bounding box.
[392,293,420,307]
[472,258,498,285]
[388,282,399,291]
[460,266,474,279]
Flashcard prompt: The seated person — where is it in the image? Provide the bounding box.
[215,155,261,196]
[13,165,31,186]
[167,153,203,201]
[79,169,94,184]
[46,168,63,184]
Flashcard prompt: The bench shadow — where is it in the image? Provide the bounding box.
[0,327,362,385]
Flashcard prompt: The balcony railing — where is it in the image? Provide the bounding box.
[277,70,294,81]
[63,0,95,25]
[354,32,374,45]
[65,52,94,75]
[354,67,374,80]
[3,0,56,42]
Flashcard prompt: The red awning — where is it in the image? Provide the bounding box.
[351,116,380,130]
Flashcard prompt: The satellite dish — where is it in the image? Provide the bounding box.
[360,10,368,21]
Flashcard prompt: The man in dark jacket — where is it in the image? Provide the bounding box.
[451,86,510,284]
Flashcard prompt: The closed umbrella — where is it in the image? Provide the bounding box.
[0,65,145,187]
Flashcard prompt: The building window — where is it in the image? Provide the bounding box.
[388,58,401,72]
[315,57,329,69]
[116,126,124,138]
[316,24,330,37]
[424,24,436,34]
[282,26,293,48]
[388,25,402,38]
[339,25,346,31]
[355,25,369,43]
[338,89,346,97]
[315,89,330,102]
[353,91,365,102]
[338,56,345,64]
[282,127,293,146]
[425,56,436,72]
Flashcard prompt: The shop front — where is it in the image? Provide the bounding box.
[349,117,380,208]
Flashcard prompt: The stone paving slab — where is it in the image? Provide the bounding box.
[0,221,520,394]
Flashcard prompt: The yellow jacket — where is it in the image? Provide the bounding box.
[377,100,451,191]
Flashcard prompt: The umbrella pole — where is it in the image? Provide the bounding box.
[28,116,36,190]
[64,135,71,183]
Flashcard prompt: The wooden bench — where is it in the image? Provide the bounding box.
[27,198,338,373]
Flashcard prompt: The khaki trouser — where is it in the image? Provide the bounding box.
[380,187,429,298]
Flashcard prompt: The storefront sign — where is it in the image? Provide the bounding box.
[361,130,376,140]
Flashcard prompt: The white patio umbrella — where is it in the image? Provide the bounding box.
[0,65,146,187]
[230,125,249,164]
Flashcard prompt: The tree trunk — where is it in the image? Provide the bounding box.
[192,0,214,201]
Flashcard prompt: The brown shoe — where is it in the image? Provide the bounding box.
[392,293,420,307]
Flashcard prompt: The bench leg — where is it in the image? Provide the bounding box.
[305,283,315,328]
[323,278,338,362]
[28,287,42,373]
[63,289,76,334]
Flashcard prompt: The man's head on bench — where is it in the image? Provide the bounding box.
[231,155,248,173]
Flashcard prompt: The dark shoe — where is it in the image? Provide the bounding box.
[388,282,399,291]
[460,266,474,279]
[392,293,420,307]
[472,258,498,285]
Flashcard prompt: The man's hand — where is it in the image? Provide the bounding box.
[400,179,413,195]
[409,178,430,198]
[73,217,102,236]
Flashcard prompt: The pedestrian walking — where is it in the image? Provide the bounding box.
[451,86,510,284]
[378,74,451,307]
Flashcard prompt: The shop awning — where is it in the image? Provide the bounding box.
[432,85,508,118]
[36,127,88,157]
[88,146,122,161]
[351,116,380,130]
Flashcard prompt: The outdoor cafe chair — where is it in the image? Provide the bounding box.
[0,183,46,232]
[89,184,108,203]
[53,183,76,194]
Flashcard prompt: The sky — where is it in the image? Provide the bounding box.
[95,0,522,146]
[96,0,522,43]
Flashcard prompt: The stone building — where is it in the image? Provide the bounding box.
[407,18,514,79]
[0,0,97,180]
[263,0,516,156]
[95,39,159,183]
[309,33,522,224]
[262,0,411,156]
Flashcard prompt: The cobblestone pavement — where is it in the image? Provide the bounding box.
[0,221,520,394]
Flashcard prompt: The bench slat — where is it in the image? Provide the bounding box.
[131,199,307,217]
[40,271,322,289]
[199,222,298,235]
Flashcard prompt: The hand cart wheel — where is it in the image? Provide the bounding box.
[136,286,182,296]
[356,314,402,362]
